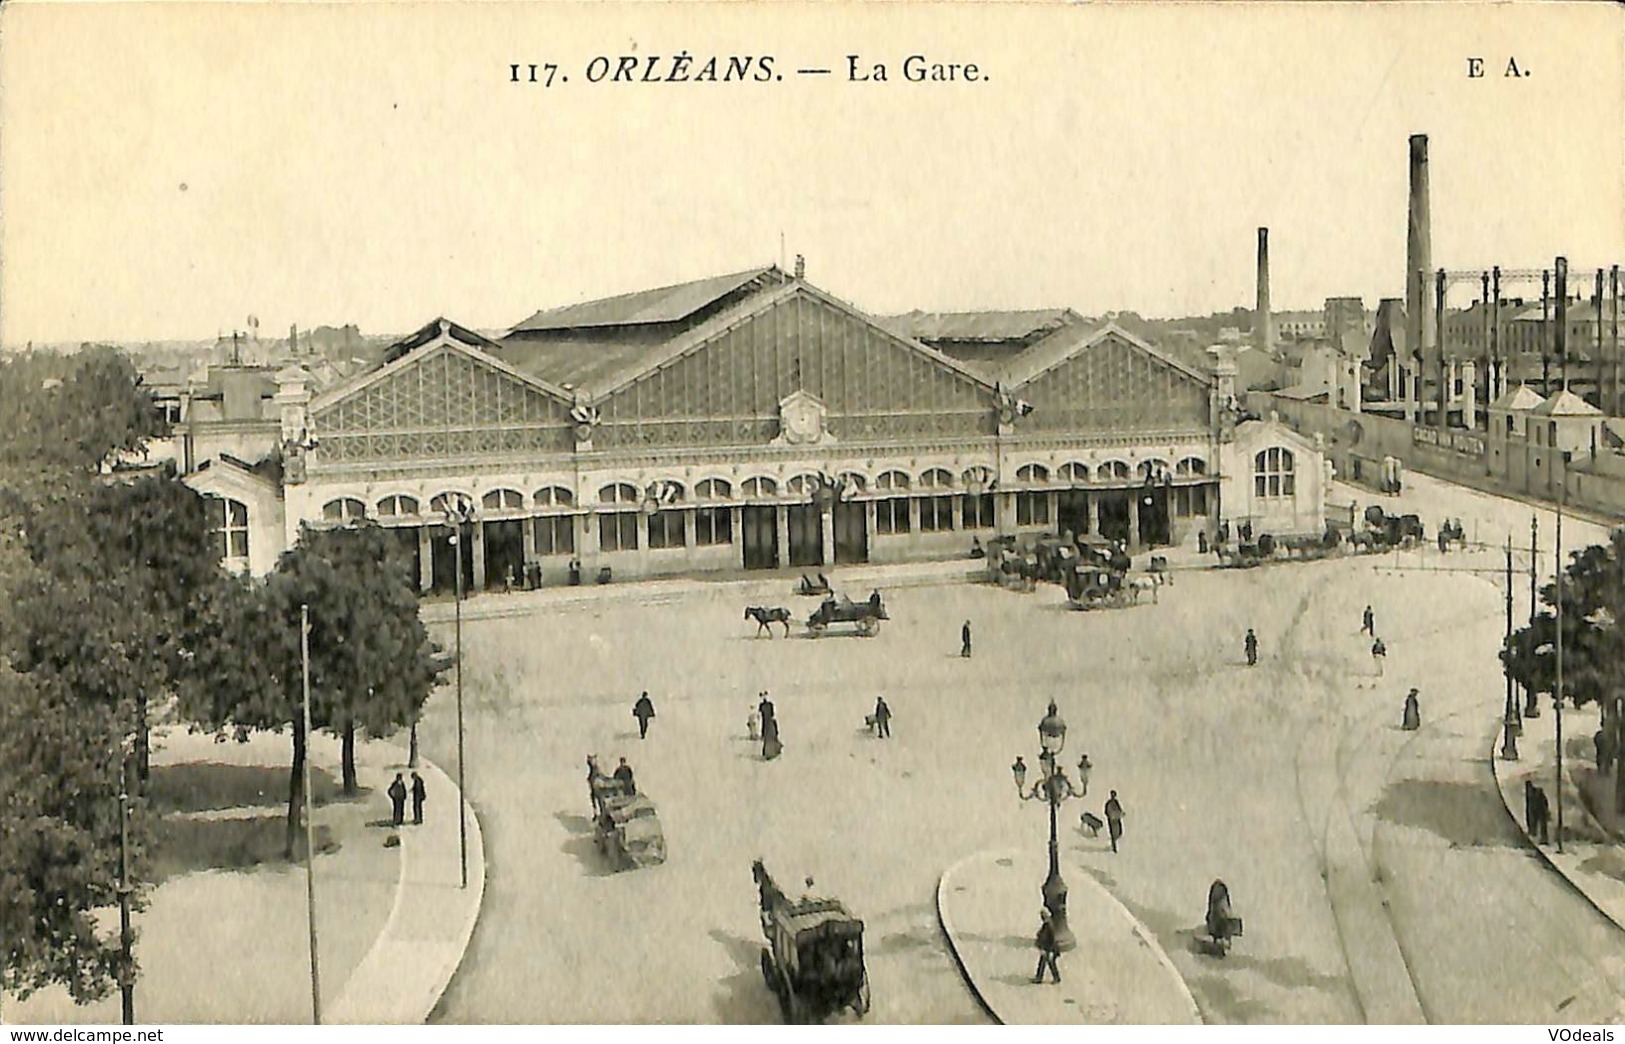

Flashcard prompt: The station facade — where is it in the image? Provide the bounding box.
[190,265,1325,592]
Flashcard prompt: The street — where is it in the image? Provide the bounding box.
[421,472,1625,1023]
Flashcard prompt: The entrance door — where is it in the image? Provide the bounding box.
[482,519,526,589]
[429,523,476,596]
[741,506,779,570]
[787,503,823,568]
[390,527,423,591]
[1056,490,1090,538]
[832,500,868,564]
[1096,492,1131,544]
[1138,487,1171,547]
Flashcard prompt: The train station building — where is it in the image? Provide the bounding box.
[184,263,1327,592]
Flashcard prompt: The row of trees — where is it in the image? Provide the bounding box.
[0,347,446,1004]
[1503,528,1625,811]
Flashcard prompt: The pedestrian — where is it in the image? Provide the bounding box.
[1361,605,1375,636]
[1198,529,1208,555]
[1528,782,1551,845]
[1076,754,1092,797]
[1244,628,1258,667]
[1032,908,1062,984]
[1597,725,1615,773]
[873,696,892,739]
[1401,688,1421,731]
[410,771,426,825]
[613,757,636,795]
[633,691,656,739]
[758,691,775,726]
[1371,637,1387,676]
[388,772,408,827]
[1104,790,1125,853]
[747,705,761,742]
[961,620,972,658]
[762,712,782,761]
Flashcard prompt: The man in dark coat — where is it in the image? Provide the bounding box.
[1361,605,1375,636]
[1104,790,1125,853]
[1244,628,1258,667]
[633,692,656,739]
[1372,637,1387,676]
[1032,908,1061,984]
[388,772,408,827]
[873,696,891,739]
[613,757,636,795]
[961,621,972,658]
[410,771,426,825]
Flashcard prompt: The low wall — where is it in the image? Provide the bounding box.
[1261,395,1625,522]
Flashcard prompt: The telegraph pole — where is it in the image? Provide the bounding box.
[301,604,322,1025]
[1527,515,1540,718]
[118,756,134,1025]
[1555,489,1566,853]
[1501,535,1520,760]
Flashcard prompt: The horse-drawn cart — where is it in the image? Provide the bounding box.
[587,762,666,871]
[807,594,887,637]
[753,861,870,1023]
[1063,565,1132,610]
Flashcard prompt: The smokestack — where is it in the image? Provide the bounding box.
[1405,134,1433,369]
[1255,228,1272,353]
[1556,256,1568,390]
[290,323,299,355]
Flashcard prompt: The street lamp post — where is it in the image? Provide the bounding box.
[1501,535,1521,760]
[444,496,475,890]
[1013,701,1086,953]
[117,752,134,1025]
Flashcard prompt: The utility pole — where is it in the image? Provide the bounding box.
[1527,515,1540,718]
[1555,488,1566,853]
[1501,534,1520,760]
[118,756,134,1025]
[301,604,322,1025]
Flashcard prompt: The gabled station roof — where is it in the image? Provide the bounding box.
[507,267,781,333]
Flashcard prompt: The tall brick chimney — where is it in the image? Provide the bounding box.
[1406,134,1433,404]
[1256,228,1272,353]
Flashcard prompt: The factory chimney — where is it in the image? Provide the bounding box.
[1555,256,1569,391]
[1255,228,1272,353]
[1405,134,1434,414]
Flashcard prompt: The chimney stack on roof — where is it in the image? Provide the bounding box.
[1255,228,1272,353]
[794,254,806,280]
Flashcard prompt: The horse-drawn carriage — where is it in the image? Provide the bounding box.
[985,536,1038,592]
[1351,506,1424,551]
[753,860,870,1023]
[807,593,887,637]
[1063,565,1131,609]
[587,759,666,871]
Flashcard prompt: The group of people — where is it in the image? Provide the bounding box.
[387,771,428,827]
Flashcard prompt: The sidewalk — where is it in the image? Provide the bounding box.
[1490,709,1625,936]
[325,749,485,1025]
[936,851,1202,1025]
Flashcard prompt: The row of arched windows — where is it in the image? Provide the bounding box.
[319,456,1216,521]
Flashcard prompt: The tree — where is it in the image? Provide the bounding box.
[0,346,167,478]
[1503,529,1625,810]
[178,523,445,856]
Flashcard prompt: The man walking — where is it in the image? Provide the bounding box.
[1527,782,1551,845]
[633,691,656,739]
[873,696,892,739]
[1361,605,1375,636]
[1076,754,1092,797]
[1104,790,1125,853]
[410,771,427,825]
[1371,637,1387,677]
[961,620,973,658]
[388,772,408,827]
[1244,628,1258,667]
[1032,908,1062,984]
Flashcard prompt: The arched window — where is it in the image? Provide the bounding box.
[1254,448,1295,498]
[786,474,821,496]
[876,470,910,492]
[1097,461,1130,482]
[598,482,639,505]
[918,468,953,489]
[429,492,474,515]
[376,494,419,518]
[533,486,575,509]
[322,497,367,522]
[481,489,524,511]
[1057,462,1091,484]
[695,478,732,500]
[598,483,639,552]
[1016,463,1049,484]
[1175,457,1207,477]
[206,495,250,560]
[836,472,867,493]
[1137,459,1170,481]
[741,476,778,498]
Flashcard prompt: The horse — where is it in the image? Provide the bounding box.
[1126,575,1162,605]
[745,606,793,638]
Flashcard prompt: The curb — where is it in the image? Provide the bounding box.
[936,850,1202,1026]
[1487,718,1625,936]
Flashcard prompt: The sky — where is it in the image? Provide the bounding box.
[1,1,1621,346]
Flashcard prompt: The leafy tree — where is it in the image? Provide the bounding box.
[179,523,445,856]
[1503,529,1625,809]
[0,346,167,478]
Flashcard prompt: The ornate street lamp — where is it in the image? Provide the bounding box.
[443,494,477,889]
[1013,700,1086,952]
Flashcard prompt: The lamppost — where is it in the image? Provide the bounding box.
[443,495,476,890]
[116,739,135,1025]
[1013,701,1086,953]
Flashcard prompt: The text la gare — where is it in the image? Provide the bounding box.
[848,54,983,82]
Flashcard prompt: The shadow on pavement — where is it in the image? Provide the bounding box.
[147,761,353,814]
[1371,777,1522,849]
[706,927,779,1023]
[147,816,338,884]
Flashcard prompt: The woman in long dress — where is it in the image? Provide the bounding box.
[762,711,783,760]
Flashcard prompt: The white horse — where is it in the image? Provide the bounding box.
[1126,574,1163,605]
